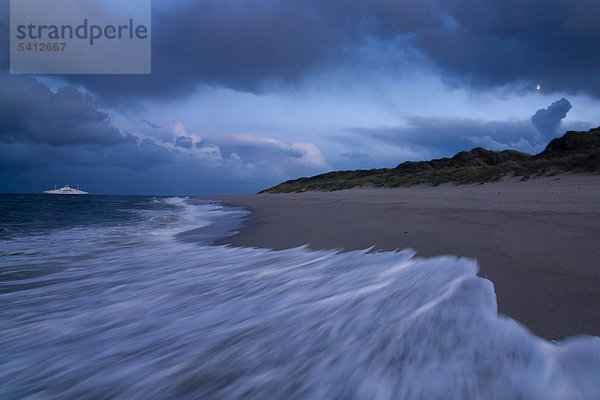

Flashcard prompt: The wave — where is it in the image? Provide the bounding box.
[1,199,599,399]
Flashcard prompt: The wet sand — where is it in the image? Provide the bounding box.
[206,174,600,340]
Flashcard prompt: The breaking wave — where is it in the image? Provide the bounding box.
[1,196,598,399]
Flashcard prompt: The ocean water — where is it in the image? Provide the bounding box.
[1,194,599,399]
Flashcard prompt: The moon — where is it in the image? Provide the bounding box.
[536,84,541,90]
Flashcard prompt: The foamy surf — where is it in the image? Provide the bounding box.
[0,196,598,399]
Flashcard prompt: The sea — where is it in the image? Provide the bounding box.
[1,194,599,400]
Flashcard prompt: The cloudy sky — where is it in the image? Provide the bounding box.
[1,0,599,195]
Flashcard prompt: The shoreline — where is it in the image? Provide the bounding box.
[205,174,600,340]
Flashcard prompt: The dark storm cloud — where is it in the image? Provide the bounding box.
[349,107,593,163]
[340,151,370,161]
[354,117,540,158]
[30,0,598,101]
[57,0,447,100]
[531,98,572,141]
[0,72,187,176]
[420,1,600,95]
[174,136,194,149]
[0,135,315,195]
[144,120,161,129]
[0,1,8,68]
[0,139,269,195]
[0,74,131,146]
[54,0,362,100]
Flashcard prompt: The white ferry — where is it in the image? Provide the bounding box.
[44,185,88,195]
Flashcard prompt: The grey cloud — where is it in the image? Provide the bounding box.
[0,71,327,190]
[355,117,539,158]
[531,98,572,141]
[419,1,600,95]
[340,151,370,161]
[210,133,327,177]
[0,74,130,146]
[115,139,176,171]
[0,73,179,172]
[465,136,544,155]
[348,111,592,165]
[0,2,8,69]
[174,136,194,149]
[56,0,355,101]
[0,137,174,172]
[0,136,308,195]
[37,0,600,101]
[47,0,444,100]
[0,125,327,195]
[218,136,303,161]
[0,140,274,195]
[144,120,161,129]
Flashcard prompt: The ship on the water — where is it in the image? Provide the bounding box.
[44,185,88,195]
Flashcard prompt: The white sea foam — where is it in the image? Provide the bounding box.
[0,199,599,399]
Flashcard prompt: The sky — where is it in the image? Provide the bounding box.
[1,0,599,195]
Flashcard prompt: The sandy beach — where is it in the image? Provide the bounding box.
[208,174,600,340]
